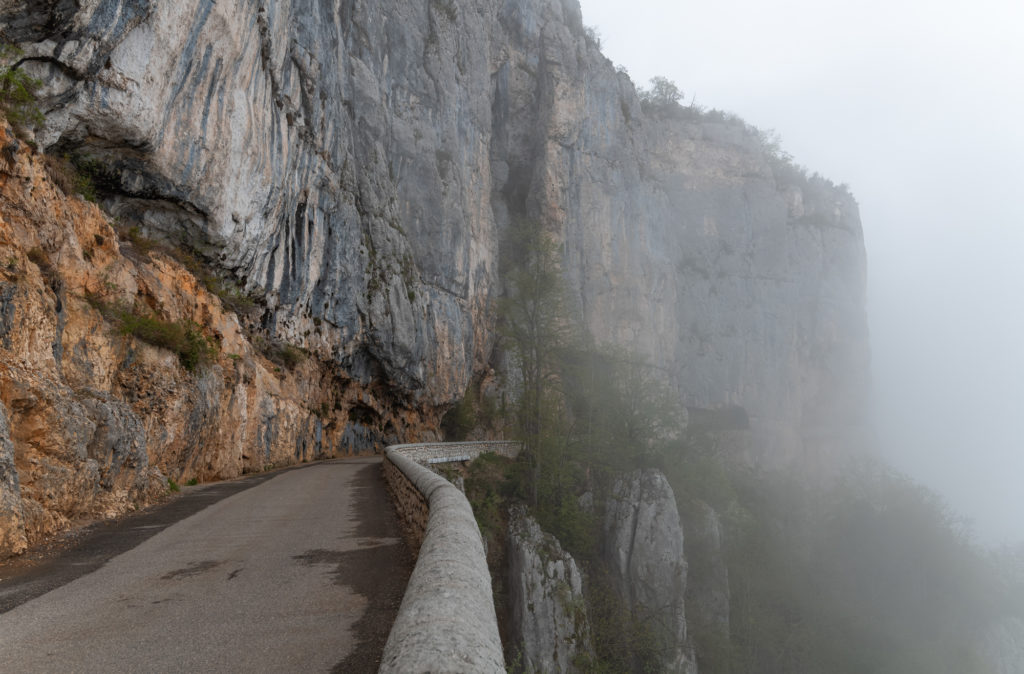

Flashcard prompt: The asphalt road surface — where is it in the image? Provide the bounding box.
[0,457,412,673]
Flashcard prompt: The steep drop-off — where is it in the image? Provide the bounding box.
[1,0,868,557]
[507,504,593,671]
[604,469,695,673]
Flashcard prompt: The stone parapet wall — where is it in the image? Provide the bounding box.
[389,440,521,465]
[380,444,508,673]
[381,455,430,550]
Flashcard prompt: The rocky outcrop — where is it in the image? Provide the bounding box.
[0,125,436,558]
[508,504,592,672]
[501,27,869,468]
[604,469,695,674]
[6,0,503,411]
[4,0,868,473]
[0,402,26,555]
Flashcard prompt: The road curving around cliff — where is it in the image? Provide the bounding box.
[0,458,412,672]
[380,442,515,673]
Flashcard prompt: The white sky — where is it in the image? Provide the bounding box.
[578,0,1024,544]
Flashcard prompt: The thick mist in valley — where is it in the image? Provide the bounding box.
[579,0,1024,546]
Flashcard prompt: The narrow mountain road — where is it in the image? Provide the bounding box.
[0,457,412,673]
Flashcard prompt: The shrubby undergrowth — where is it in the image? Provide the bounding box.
[636,75,852,198]
[0,44,44,139]
[86,293,218,372]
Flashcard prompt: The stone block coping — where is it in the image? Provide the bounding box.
[388,440,521,466]
[379,441,520,673]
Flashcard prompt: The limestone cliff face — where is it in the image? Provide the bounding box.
[0,127,434,556]
[604,469,696,674]
[495,24,869,466]
[507,505,593,672]
[683,499,730,651]
[4,0,868,469]
[3,0,505,409]
[1,0,868,556]
[0,404,23,555]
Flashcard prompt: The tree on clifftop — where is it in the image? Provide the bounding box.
[639,76,684,114]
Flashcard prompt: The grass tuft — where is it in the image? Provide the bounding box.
[87,293,219,372]
[255,336,308,371]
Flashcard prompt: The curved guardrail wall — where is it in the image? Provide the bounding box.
[379,442,519,673]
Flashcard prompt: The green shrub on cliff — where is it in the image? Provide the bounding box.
[253,336,307,371]
[441,387,478,441]
[87,294,218,371]
[0,44,44,137]
[638,76,684,114]
[41,154,98,201]
[168,246,260,316]
[498,218,580,505]
[117,312,218,371]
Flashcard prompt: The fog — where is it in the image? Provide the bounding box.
[579,0,1024,545]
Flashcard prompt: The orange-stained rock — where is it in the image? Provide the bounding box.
[0,124,438,558]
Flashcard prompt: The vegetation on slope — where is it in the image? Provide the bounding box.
[461,216,1024,673]
[637,75,853,198]
[85,293,219,372]
[0,44,44,140]
[665,432,1024,674]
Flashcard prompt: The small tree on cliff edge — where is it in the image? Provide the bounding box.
[639,76,684,115]
[498,219,577,505]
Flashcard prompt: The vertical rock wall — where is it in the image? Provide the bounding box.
[0,402,26,555]
[5,0,504,406]
[489,0,868,468]
[604,469,696,674]
[0,127,436,558]
[682,499,731,666]
[1,0,870,558]
[4,0,868,470]
[507,504,593,672]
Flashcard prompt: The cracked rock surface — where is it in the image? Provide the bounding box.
[508,504,592,672]
[0,0,869,557]
[605,468,696,674]
[5,0,867,461]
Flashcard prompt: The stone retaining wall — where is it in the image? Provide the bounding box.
[379,442,517,673]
